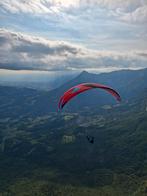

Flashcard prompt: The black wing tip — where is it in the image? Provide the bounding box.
[117,96,121,102]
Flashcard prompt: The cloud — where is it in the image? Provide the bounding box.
[0,0,53,14]
[0,0,147,54]
[1,0,146,12]
[121,5,147,23]
[0,29,146,72]
[0,29,84,70]
[1,0,147,23]
[70,0,147,26]
[137,52,147,58]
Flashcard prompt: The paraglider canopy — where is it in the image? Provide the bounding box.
[58,83,121,110]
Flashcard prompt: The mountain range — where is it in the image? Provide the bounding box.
[0,68,147,118]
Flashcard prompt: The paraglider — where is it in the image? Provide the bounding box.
[58,82,121,144]
[86,135,94,144]
[58,83,121,110]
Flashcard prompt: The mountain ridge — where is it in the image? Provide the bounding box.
[0,68,147,117]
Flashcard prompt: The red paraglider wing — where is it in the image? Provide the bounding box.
[58,83,121,109]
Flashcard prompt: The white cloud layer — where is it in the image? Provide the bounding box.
[0,29,146,72]
[1,0,147,23]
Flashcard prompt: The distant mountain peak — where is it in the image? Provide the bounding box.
[79,70,89,75]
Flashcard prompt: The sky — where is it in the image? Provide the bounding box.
[0,0,147,79]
